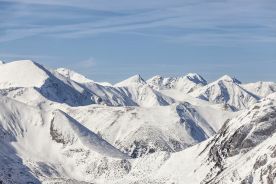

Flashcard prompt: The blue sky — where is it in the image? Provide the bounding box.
[0,0,275,83]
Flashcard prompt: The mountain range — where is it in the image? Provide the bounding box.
[0,60,275,184]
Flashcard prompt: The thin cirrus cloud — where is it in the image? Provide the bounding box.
[0,0,275,44]
[76,58,97,69]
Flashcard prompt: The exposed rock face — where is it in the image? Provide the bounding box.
[209,106,276,162]
[199,96,276,183]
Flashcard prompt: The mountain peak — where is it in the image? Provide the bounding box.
[14,59,36,64]
[0,60,49,88]
[115,74,146,87]
[191,74,256,110]
[130,74,144,80]
[218,75,241,84]
[147,73,207,92]
[56,67,94,84]
[185,73,207,85]
[149,75,163,80]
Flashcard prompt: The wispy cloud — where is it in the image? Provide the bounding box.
[0,0,276,44]
[77,57,96,68]
[66,57,97,73]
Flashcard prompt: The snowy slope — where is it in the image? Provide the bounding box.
[0,60,49,88]
[0,96,129,183]
[43,93,276,183]
[1,60,275,184]
[147,73,207,93]
[101,93,276,184]
[55,69,142,106]
[0,60,100,106]
[80,82,139,106]
[56,67,112,86]
[55,68,174,107]
[196,92,276,183]
[115,74,147,87]
[0,95,234,183]
[58,101,231,158]
[191,75,259,111]
[0,61,173,108]
[242,81,276,98]
[114,75,175,107]
[0,97,126,158]
[56,68,95,83]
[55,70,175,107]
[0,61,129,107]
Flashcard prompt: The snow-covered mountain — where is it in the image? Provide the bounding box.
[0,60,96,106]
[151,93,276,184]
[0,96,130,183]
[191,75,260,111]
[55,67,175,107]
[113,74,175,107]
[0,61,174,107]
[115,74,147,87]
[0,60,275,183]
[198,93,276,183]
[56,67,95,83]
[147,73,207,93]
[242,81,276,98]
[56,67,112,86]
[60,102,232,158]
[1,92,275,183]
[100,93,276,184]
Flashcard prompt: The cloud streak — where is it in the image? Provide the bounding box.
[0,0,276,45]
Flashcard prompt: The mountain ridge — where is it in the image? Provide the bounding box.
[0,60,275,183]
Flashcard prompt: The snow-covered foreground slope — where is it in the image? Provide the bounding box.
[103,93,276,184]
[1,60,276,183]
[1,94,275,183]
[57,101,234,158]
[0,96,130,183]
[198,93,276,183]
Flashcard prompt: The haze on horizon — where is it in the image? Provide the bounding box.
[0,0,275,83]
